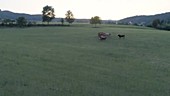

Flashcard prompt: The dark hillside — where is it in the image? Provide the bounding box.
[119,12,170,25]
[0,10,42,21]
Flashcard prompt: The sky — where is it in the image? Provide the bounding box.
[0,0,170,20]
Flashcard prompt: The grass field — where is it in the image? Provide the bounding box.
[0,24,170,96]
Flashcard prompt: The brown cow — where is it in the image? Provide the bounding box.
[98,32,111,40]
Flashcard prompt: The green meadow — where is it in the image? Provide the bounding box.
[0,25,170,96]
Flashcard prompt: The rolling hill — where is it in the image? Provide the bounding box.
[0,10,89,23]
[119,12,170,25]
[1,10,170,25]
[0,10,42,21]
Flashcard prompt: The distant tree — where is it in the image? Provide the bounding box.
[65,10,75,25]
[160,20,164,25]
[2,19,11,25]
[90,16,101,27]
[152,19,161,28]
[61,18,64,25]
[168,20,170,24]
[16,17,27,27]
[167,18,170,24]
[42,5,55,24]
[10,20,15,24]
[2,19,15,26]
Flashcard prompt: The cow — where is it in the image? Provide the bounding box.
[118,34,125,39]
[98,32,106,40]
[98,32,111,40]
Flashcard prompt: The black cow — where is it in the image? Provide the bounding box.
[118,34,125,39]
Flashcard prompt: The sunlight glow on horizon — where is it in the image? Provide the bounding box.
[0,0,170,20]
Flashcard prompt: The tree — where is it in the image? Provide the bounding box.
[16,17,27,27]
[61,18,64,25]
[65,10,75,25]
[2,19,15,26]
[152,19,161,28]
[90,16,101,27]
[167,18,170,24]
[42,5,55,24]
[2,19,11,25]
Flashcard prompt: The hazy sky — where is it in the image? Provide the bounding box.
[0,0,170,20]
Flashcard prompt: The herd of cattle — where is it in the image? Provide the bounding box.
[98,32,125,40]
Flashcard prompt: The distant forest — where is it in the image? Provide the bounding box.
[0,10,170,30]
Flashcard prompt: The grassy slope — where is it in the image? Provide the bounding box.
[0,25,170,96]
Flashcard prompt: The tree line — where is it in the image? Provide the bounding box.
[0,5,102,27]
[42,5,102,27]
[151,19,170,31]
[42,5,75,25]
[0,5,76,27]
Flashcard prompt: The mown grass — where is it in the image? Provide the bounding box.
[0,25,170,96]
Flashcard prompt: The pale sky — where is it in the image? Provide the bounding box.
[0,0,170,20]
